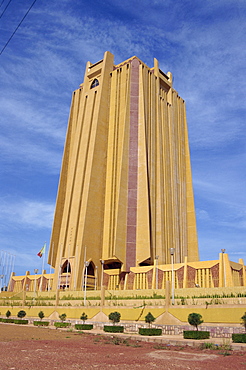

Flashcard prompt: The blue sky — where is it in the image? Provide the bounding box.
[0,0,245,277]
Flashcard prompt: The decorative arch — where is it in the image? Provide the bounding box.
[61,260,71,273]
[86,261,95,276]
[90,78,99,89]
[83,261,96,290]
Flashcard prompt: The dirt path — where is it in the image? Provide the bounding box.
[0,324,245,369]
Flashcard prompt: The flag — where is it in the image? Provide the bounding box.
[37,243,46,258]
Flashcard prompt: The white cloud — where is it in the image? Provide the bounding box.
[196,209,210,221]
[0,197,55,229]
[0,97,67,141]
[0,134,62,173]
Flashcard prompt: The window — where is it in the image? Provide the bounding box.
[61,260,71,273]
[90,79,99,88]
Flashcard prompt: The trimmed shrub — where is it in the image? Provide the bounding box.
[183,330,210,340]
[38,311,45,320]
[103,325,124,333]
[232,333,246,343]
[80,312,88,324]
[145,312,155,327]
[188,313,203,330]
[14,319,28,325]
[1,318,15,323]
[17,310,26,319]
[59,313,67,322]
[54,322,71,328]
[108,311,121,325]
[6,310,11,318]
[241,312,246,332]
[33,321,49,326]
[75,324,93,330]
[139,328,162,336]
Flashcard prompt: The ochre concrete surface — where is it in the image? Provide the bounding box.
[1,303,246,324]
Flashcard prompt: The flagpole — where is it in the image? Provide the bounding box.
[82,246,86,291]
[41,242,46,274]
[73,245,78,291]
[66,243,70,289]
[57,244,63,290]
[49,242,54,291]
[40,242,46,291]
[83,246,88,306]
[48,244,51,290]
[9,254,15,291]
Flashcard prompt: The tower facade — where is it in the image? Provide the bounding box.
[48,51,199,290]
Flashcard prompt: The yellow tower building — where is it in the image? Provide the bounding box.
[48,51,199,291]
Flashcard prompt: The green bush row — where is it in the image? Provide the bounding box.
[13,319,29,325]
[103,325,124,333]
[54,322,71,328]
[183,330,210,339]
[0,318,15,323]
[232,333,246,343]
[75,324,93,330]
[139,328,162,336]
[33,321,49,326]
[0,317,28,324]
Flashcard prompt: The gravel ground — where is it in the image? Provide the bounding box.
[0,324,245,369]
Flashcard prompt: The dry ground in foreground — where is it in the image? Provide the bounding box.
[0,324,245,369]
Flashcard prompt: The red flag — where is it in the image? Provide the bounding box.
[37,243,46,258]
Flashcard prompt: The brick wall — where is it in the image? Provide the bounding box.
[211,263,219,287]
[176,266,184,288]
[187,266,196,288]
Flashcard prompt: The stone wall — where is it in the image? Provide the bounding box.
[83,321,245,338]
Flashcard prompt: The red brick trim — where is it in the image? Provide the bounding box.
[126,58,140,271]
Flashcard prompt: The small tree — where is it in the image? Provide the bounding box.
[188,313,203,331]
[59,313,67,322]
[80,312,88,324]
[241,312,246,332]
[108,311,121,325]
[17,310,26,320]
[145,312,155,327]
[38,311,45,321]
[6,310,11,318]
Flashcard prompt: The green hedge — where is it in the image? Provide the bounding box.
[139,328,162,336]
[33,321,49,326]
[14,319,28,325]
[103,325,124,333]
[54,322,71,328]
[1,318,15,323]
[183,330,210,339]
[232,333,246,343]
[75,324,93,330]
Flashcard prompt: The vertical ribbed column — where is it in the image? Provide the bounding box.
[126,58,140,271]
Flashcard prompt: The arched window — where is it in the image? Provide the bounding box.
[61,260,71,273]
[86,261,95,276]
[90,79,99,89]
[83,261,96,290]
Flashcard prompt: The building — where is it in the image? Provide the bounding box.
[8,252,246,292]
[7,52,246,294]
[46,51,199,291]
